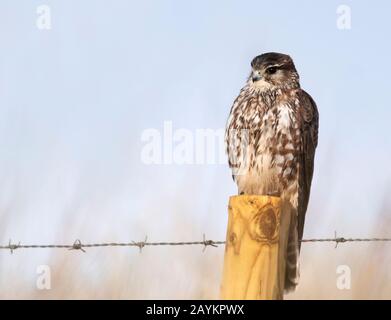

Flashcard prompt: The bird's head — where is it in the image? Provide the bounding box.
[249,52,300,90]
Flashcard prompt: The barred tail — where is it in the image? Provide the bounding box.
[284,214,300,292]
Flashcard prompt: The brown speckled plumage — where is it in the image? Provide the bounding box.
[225,52,318,291]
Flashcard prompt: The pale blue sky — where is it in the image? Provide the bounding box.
[0,1,390,298]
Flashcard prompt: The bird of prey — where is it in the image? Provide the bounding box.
[225,52,318,292]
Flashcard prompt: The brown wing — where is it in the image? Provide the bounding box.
[296,90,319,251]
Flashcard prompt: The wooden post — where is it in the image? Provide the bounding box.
[220,195,291,300]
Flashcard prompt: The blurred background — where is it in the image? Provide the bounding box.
[0,0,390,299]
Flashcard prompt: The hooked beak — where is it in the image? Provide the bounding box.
[252,72,262,82]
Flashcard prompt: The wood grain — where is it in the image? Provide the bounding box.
[220,195,290,300]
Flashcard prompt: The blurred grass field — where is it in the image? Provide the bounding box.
[1,192,390,299]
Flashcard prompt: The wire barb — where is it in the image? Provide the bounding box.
[202,234,218,252]
[333,231,345,248]
[69,239,85,253]
[132,236,148,253]
[7,239,20,254]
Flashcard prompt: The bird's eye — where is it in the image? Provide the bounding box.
[266,67,278,74]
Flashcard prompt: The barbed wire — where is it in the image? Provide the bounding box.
[302,231,391,248]
[1,232,391,254]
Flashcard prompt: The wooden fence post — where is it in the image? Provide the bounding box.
[220,195,291,300]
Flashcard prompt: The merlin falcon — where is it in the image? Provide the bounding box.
[225,52,318,291]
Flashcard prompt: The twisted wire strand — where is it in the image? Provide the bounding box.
[1,233,391,253]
